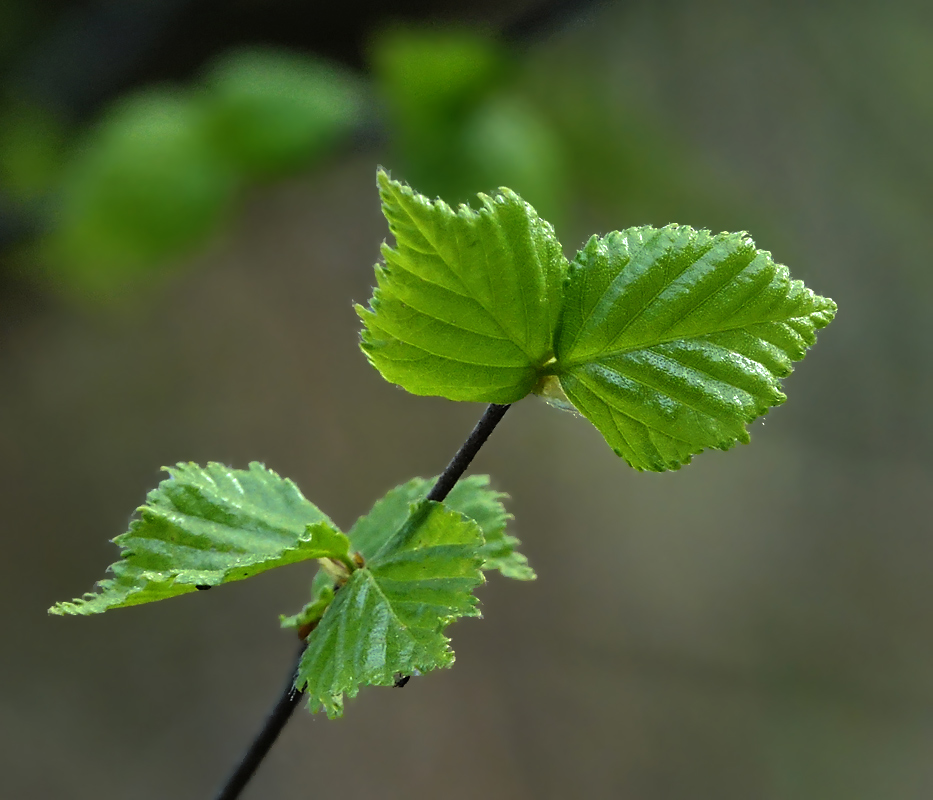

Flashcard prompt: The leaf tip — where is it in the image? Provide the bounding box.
[375,165,393,189]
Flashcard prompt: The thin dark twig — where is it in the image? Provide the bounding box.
[427,403,511,502]
[213,644,305,800]
[212,403,511,799]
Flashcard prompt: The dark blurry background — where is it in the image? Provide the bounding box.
[2,0,931,798]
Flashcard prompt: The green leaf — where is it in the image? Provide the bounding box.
[356,170,567,403]
[553,227,837,471]
[362,175,837,469]
[349,476,532,579]
[49,462,338,615]
[298,501,485,717]
[292,474,532,705]
[304,520,353,566]
[444,477,535,581]
[353,475,535,581]
[307,473,534,603]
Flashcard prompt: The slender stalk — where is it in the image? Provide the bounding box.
[213,645,305,800]
[212,403,511,800]
[426,403,511,502]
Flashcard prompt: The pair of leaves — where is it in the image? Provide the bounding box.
[50,463,533,716]
[358,172,837,471]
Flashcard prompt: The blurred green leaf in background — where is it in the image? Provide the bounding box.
[372,26,567,221]
[3,20,748,310]
[44,91,236,295]
[202,47,364,179]
[26,47,366,300]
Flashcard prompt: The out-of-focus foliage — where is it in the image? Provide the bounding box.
[459,94,565,224]
[203,48,363,178]
[520,50,745,233]
[371,27,566,220]
[3,23,745,303]
[26,47,365,299]
[0,100,66,201]
[45,92,236,293]
[373,27,505,126]
[0,0,33,66]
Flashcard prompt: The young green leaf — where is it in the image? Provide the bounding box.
[362,174,836,471]
[553,227,837,471]
[356,170,567,403]
[49,462,339,615]
[303,473,533,626]
[298,501,485,717]
[303,521,353,565]
[445,477,535,581]
[346,475,535,581]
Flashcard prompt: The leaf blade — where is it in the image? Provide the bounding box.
[554,226,836,471]
[358,170,567,402]
[347,474,535,580]
[49,462,337,615]
[298,501,485,717]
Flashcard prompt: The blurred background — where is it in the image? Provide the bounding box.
[2,0,931,797]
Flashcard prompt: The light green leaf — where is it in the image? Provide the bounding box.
[445,477,535,581]
[345,474,534,581]
[552,227,837,471]
[356,170,567,403]
[298,501,485,717]
[301,474,532,646]
[49,462,338,615]
[304,521,353,566]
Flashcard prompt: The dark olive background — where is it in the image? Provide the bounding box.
[3,1,933,798]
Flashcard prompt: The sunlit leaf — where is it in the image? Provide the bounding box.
[357,170,567,403]
[49,462,338,615]
[552,227,837,470]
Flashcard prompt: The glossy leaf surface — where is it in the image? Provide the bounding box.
[298,502,485,717]
[555,227,837,470]
[357,170,567,403]
[49,462,338,615]
[362,174,836,471]
[347,475,535,580]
